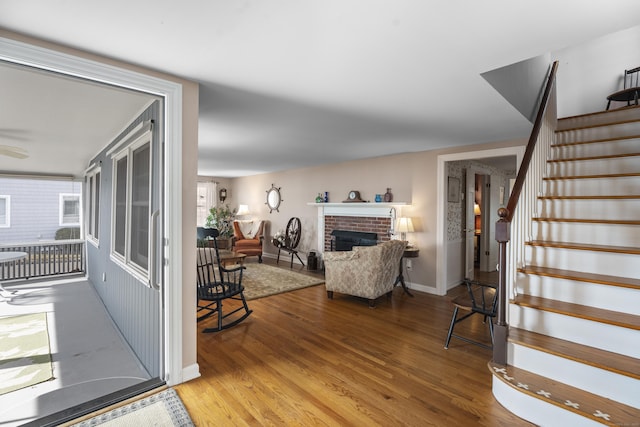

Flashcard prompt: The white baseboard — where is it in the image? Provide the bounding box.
[181,363,201,383]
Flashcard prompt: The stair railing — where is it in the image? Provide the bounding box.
[494,61,559,364]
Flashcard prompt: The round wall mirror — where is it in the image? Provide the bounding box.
[266,184,282,213]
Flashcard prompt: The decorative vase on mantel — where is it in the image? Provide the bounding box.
[383,188,393,202]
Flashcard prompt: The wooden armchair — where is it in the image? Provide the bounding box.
[233,220,265,262]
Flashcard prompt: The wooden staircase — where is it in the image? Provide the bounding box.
[490,106,640,426]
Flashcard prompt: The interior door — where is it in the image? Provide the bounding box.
[464,167,478,280]
[480,175,501,272]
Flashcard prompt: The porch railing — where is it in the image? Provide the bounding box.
[0,240,86,280]
[494,61,559,364]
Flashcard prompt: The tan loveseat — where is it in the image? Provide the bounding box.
[324,239,406,307]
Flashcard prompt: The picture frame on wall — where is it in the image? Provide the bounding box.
[448,177,460,202]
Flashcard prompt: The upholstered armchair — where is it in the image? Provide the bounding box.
[324,240,407,307]
[232,220,265,262]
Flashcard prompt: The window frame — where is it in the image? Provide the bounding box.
[110,128,153,284]
[0,195,9,228]
[59,193,81,226]
[86,167,101,245]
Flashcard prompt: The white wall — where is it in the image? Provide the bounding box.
[554,25,640,117]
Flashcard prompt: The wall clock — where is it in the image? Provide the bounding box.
[343,190,365,202]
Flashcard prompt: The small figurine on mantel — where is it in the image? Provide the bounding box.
[383,188,393,202]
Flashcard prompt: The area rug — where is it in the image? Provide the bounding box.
[71,388,194,426]
[0,312,53,395]
[242,263,324,300]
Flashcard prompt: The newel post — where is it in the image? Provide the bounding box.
[493,207,510,365]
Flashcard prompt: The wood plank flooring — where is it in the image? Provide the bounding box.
[175,260,531,426]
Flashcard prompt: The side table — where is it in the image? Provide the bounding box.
[394,246,419,296]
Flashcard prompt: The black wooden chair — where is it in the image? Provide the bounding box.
[196,229,252,333]
[276,217,305,268]
[444,278,498,350]
[606,66,640,110]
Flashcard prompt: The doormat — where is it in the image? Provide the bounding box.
[242,263,324,300]
[0,312,54,395]
[70,388,194,426]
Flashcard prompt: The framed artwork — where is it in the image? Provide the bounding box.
[447,177,460,202]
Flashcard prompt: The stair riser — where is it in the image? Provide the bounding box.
[547,156,640,176]
[508,343,639,409]
[516,273,639,314]
[492,380,602,427]
[542,176,640,197]
[509,305,640,358]
[525,246,639,277]
[532,221,640,247]
[557,108,640,130]
[556,121,640,144]
[552,137,640,159]
[537,198,640,221]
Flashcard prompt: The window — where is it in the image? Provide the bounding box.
[0,196,9,227]
[111,128,152,278]
[60,194,81,226]
[196,182,216,227]
[86,168,101,241]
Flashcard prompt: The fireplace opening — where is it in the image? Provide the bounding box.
[330,230,378,251]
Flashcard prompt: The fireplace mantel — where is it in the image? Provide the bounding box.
[309,202,409,256]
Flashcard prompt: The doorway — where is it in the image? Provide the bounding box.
[0,36,185,424]
[436,148,523,295]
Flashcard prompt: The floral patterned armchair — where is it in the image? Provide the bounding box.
[324,240,406,307]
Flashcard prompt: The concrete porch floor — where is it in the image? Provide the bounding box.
[0,276,151,426]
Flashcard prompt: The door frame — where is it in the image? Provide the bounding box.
[436,146,524,296]
[0,36,185,384]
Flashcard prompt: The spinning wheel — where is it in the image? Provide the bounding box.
[277,217,305,268]
[285,217,301,249]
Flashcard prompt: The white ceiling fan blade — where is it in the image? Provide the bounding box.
[0,145,29,159]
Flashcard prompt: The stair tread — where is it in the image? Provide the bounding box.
[532,217,640,226]
[538,195,640,200]
[544,172,640,180]
[509,328,640,380]
[518,265,640,290]
[512,294,640,330]
[548,152,640,162]
[526,240,640,254]
[489,361,640,425]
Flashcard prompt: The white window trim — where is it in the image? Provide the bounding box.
[86,166,101,246]
[0,195,10,228]
[110,127,153,285]
[59,193,81,226]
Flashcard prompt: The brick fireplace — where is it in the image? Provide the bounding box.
[324,215,391,251]
[310,203,405,255]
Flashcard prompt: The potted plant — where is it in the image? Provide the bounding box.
[205,204,237,249]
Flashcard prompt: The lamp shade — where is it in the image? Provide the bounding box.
[474,203,481,216]
[236,204,250,216]
[395,217,414,233]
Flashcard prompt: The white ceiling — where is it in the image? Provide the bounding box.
[1,1,640,178]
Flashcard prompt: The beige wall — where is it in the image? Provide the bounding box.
[1,30,200,375]
[212,137,526,292]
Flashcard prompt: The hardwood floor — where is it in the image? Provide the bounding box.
[175,259,531,426]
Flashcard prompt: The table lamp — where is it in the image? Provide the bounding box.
[395,217,414,242]
[236,204,250,217]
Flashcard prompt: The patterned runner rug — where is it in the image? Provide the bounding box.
[0,312,53,395]
[69,388,193,426]
[242,263,324,300]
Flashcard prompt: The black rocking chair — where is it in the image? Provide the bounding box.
[196,229,252,332]
[444,278,498,350]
